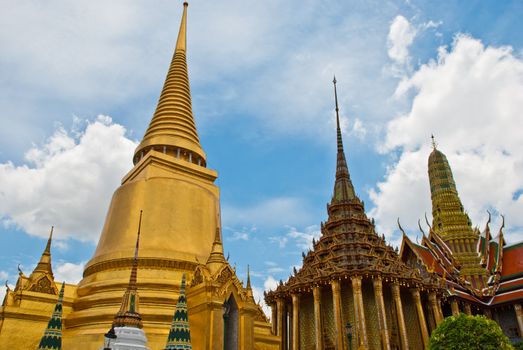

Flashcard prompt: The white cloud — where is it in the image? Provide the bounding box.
[0,116,137,242]
[225,226,257,241]
[252,285,271,319]
[421,20,442,31]
[0,271,8,281]
[371,35,523,244]
[54,261,85,284]
[268,225,321,250]
[287,225,321,250]
[264,275,279,291]
[387,15,417,66]
[350,118,367,140]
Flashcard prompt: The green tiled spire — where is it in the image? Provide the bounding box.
[164,273,191,350]
[37,282,65,350]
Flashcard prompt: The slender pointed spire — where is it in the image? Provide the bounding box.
[331,77,356,203]
[164,273,191,350]
[206,228,226,274]
[246,265,252,290]
[32,227,54,278]
[134,1,206,166]
[37,282,65,350]
[431,134,437,150]
[113,211,143,329]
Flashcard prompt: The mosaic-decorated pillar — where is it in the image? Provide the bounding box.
[352,276,368,349]
[277,298,284,343]
[271,303,277,334]
[373,278,391,350]
[410,288,429,349]
[313,286,324,350]
[451,299,460,316]
[391,283,409,350]
[331,280,344,350]
[291,294,300,350]
[463,303,472,315]
[514,304,523,337]
[429,292,443,325]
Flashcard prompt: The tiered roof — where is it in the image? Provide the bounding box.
[267,80,440,299]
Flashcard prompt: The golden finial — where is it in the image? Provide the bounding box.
[431,134,437,150]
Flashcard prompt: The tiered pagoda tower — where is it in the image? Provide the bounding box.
[400,141,523,342]
[265,79,444,350]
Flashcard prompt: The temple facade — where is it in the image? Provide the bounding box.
[0,2,278,349]
[265,80,446,350]
[399,141,523,343]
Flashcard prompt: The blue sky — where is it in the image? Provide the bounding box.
[1,0,523,307]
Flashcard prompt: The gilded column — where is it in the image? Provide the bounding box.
[514,304,523,337]
[271,303,277,334]
[451,299,460,316]
[437,296,444,321]
[373,278,391,350]
[463,303,472,315]
[352,277,368,349]
[331,280,344,350]
[277,298,285,345]
[411,288,429,349]
[391,283,409,350]
[429,292,443,325]
[313,286,324,350]
[292,294,300,350]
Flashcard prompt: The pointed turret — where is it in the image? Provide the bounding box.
[331,77,356,204]
[32,227,54,278]
[428,139,474,240]
[36,282,65,350]
[245,265,254,301]
[206,228,226,274]
[112,211,143,329]
[134,1,206,167]
[164,273,192,350]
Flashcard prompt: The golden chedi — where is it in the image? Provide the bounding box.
[0,2,278,349]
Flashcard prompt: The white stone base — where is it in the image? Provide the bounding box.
[101,326,150,350]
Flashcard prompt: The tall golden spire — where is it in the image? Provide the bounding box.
[113,211,143,329]
[134,2,206,167]
[32,227,54,278]
[331,76,356,203]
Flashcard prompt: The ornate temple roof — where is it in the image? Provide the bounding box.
[112,211,144,329]
[133,1,206,166]
[164,273,191,350]
[37,282,65,350]
[399,142,523,306]
[267,80,437,299]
